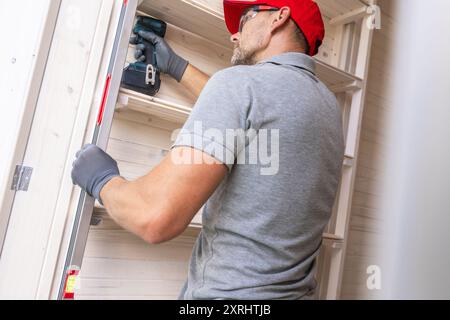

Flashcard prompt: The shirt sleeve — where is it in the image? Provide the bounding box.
[171,68,252,171]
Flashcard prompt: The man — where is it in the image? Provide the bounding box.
[72,0,344,300]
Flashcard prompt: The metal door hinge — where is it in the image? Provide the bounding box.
[11,165,33,191]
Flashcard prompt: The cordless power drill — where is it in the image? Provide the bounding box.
[122,16,167,96]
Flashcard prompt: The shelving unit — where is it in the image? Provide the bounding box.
[0,0,379,301]
[82,0,376,300]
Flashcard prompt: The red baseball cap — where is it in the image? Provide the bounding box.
[223,0,325,56]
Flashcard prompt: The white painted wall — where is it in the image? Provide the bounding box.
[378,0,450,299]
[343,0,450,300]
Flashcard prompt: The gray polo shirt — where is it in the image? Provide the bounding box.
[172,52,345,300]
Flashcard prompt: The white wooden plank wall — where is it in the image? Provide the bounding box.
[340,0,394,299]
[77,219,200,300]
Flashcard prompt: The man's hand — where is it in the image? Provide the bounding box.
[135,30,189,82]
[133,30,210,97]
[71,144,121,205]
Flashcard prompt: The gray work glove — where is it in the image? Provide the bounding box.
[134,30,189,82]
[71,144,121,205]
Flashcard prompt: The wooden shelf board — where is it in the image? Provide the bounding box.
[117,88,192,124]
[322,233,345,250]
[138,0,231,49]
[344,152,356,160]
[117,60,363,121]
[315,60,363,92]
[316,0,370,20]
[323,233,345,241]
[94,204,343,241]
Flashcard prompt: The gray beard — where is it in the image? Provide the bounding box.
[231,47,257,66]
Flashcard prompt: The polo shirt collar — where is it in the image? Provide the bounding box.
[260,52,316,75]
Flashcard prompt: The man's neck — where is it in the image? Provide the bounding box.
[255,46,306,64]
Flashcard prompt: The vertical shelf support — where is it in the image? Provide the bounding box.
[322,1,378,299]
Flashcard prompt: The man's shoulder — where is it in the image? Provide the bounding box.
[210,65,261,84]
[200,65,260,98]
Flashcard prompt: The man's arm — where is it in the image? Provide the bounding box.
[181,64,210,98]
[72,145,227,244]
[101,147,226,244]
[136,31,210,98]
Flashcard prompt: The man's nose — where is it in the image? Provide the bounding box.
[230,32,239,44]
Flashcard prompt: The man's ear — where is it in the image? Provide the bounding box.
[270,7,292,33]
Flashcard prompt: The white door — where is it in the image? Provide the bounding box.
[0,0,135,300]
[0,0,60,261]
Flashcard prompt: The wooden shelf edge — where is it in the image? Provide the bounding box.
[92,204,203,230]
[94,205,343,243]
[316,0,371,20]
[343,156,355,167]
[93,202,344,243]
[183,0,224,20]
[116,60,363,122]
[323,233,344,241]
[188,223,202,230]
[322,233,345,250]
[329,6,369,27]
[117,88,192,123]
[315,59,363,90]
